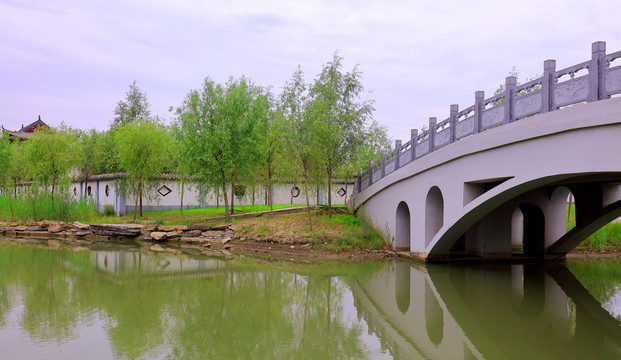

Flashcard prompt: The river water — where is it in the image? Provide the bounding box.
[0,237,619,359]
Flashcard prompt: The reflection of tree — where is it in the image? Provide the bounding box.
[0,243,380,359]
[566,259,621,319]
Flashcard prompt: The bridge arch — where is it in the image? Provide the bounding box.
[519,203,546,257]
[395,201,411,250]
[425,186,444,248]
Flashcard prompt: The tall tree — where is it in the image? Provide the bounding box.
[115,119,171,221]
[74,129,103,199]
[176,76,269,222]
[308,53,375,217]
[23,127,75,206]
[0,133,13,195]
[280,67,319,230]
[111,80,151,128]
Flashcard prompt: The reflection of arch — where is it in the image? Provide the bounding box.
[519,203,545,256]
[395,201,410,250]
[425,186,444,247]
[425,281,444,346]
[395,261,410,314]
[513,264,546,318]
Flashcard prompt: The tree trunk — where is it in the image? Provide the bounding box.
[51,182,55,207]
[252,186,255,206]
[216,187,219,209]
[303,162,313,231]
[84,178,88,200]
[133,182,140,222]
[230,183,235,215]
[180,180,185,216]
[222,180,230,222]
[327,167,332,218]
[268,170,273,218]
[139,183,143,217]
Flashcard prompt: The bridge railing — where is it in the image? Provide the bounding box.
[355,41,620,195]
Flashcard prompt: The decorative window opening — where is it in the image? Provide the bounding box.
[291,186,300,198]
[158,185,172,197]
[105,185,110,197]
[87,186,92,196]
[73,187,77,196]
[337,188,347,197]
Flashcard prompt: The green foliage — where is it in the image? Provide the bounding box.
[111,80,151,128]
[115,119,172,221]
[74,129,103,194]
[23,127,75,206]
[175,76,271,221]
[257,224,273,237]
[103,204,115,217]
[0,194,97,222]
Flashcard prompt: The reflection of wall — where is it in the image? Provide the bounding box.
[93,250,227,275]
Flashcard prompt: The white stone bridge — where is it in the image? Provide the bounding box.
[351,41,621,261]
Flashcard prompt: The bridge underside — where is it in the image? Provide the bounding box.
[427,174,621,262]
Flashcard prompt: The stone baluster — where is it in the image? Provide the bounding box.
[368,159,374,185]
[474,91,484,133]
[411,129,418,160]
[395,139,402,169]
[381,149,387,177]
[542,59,556,112]
[505,76,516,122]
[449,104,458,143]
[428,117,437,151]
[590,41,607,101]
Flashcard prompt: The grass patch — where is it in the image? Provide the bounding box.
[567,204,621,251]
[0,194,98,222]
[232,209,387,251]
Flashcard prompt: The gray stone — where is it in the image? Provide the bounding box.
[89,224,143,237]
[72,222,90,230]
[48,224,64,233]
[158,225,188,232]
[190,224,211,231]
[210,224,230,231]
[184,230,203,238]
[151,232,167,241]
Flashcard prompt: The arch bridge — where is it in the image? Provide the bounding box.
[351,41,621,262]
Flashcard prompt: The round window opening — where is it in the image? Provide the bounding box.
[105,185,110,197]
[291,186,300,198]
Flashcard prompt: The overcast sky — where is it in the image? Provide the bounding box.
[1,0,620,141]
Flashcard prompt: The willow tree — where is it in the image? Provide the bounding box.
[176,76,269,222]
[74,129,103,199]
[308,53,375,218]
[280,67,320,231]
[0,133,13,195]
[115,119,171,221]
[24,127,75,206]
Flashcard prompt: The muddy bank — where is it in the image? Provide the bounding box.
[1,220,619,261]
[0,220,395,261]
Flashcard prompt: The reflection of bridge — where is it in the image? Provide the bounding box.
[349,261,621,359]
[351,41,621,261]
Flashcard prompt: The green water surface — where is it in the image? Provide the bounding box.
[0,237,619,359]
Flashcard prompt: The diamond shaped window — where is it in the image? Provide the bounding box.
[158,185,172,197]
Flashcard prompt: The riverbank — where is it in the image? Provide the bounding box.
[1,207,620,261]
